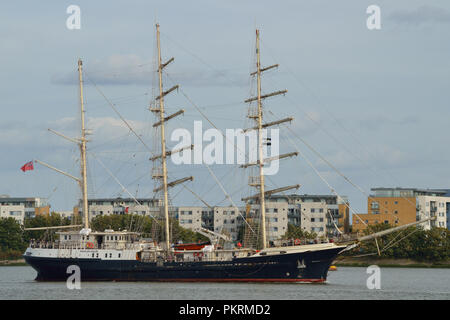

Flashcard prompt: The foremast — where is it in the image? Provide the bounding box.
[243,29,299,249]
[151,24,193,252]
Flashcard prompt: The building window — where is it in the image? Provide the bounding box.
[371,202,379,209]
[311,208,315,213]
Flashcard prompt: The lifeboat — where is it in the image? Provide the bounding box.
[173,241,210,251]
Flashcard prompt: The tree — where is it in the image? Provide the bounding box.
[0,218,27,260]
[347,223,450,262]
[282,224,317,241]
[23,213,72,243]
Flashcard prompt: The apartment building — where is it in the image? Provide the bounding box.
[73,193,349,240]
[81,197,162,221]
[278,194,349,238]
[176,206,203,231]
[247,194,349,238]
[353,188,450,232]
[0,195,50,224]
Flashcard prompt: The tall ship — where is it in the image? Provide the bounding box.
[23,24,433,283]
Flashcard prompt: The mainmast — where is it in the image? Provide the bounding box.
[243,29,298,249]
[78,59,89,230]
[151,24,193,252]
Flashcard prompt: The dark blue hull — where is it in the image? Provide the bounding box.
[24,247,345,283]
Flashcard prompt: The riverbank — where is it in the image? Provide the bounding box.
[0,259,26,266]
[334,256,450,268]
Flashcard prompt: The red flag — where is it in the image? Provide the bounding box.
[125,207,129,213]
[21,161,34,172]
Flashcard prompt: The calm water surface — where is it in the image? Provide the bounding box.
[0,266,448,300]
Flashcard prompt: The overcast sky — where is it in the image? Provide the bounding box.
[1,1,449,218]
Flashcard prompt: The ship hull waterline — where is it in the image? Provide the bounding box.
[24,246,345,283]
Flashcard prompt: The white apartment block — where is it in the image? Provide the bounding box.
[211,206,243,241]
[0,196,50,224]
[83,198,161,220]
[254,200,289,241]
[177,206,203,231]
[0,205,25,224]
[77,194,349,240]
[297,201,328,237]
[416,194,450,230]
[271,194,348,238]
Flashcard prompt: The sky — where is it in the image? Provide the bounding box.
[1,1,449,219]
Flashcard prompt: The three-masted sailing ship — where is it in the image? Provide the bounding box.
[23,24,434,283]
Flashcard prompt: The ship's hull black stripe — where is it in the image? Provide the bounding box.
[24,247,345,282]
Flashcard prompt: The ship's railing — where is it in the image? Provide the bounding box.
[28,240,141,251]
[139,248,257,263]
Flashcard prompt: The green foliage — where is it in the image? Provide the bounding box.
[23,213,72,243]
[0,218,26,253]
[282,224,317,240]
[170,218,209,243]
[349,223,450,262]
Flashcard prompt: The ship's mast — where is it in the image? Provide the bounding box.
[156,24,171,251]
[78,59,89,229]
[152,24,193,252]
[255,30,267,249]
[243,29,298,250]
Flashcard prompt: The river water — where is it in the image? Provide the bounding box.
[0,266,448,300]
